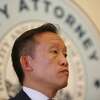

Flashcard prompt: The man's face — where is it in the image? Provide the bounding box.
[31,32,69,90]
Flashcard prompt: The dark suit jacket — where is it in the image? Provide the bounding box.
[9,89,31,100]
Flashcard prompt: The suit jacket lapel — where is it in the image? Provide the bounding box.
[9,89,31,100]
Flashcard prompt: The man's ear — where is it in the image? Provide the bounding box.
[20,55,33,71]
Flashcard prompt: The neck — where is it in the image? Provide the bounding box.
[23,78,57,98]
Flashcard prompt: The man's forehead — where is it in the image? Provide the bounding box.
[49,42,67,50]
[34,32,67,48]
[49,40,66,46]
[40,39,67,52]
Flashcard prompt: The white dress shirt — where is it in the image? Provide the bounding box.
[23,86,49,100]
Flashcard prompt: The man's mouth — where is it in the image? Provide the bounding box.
[60,69,69,76]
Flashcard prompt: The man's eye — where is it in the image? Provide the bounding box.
[53,50,58,54]
[50,49,58,54]
[64,53,67,58]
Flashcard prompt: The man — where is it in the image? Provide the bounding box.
[10,23,69,100]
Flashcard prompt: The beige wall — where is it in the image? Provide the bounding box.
[73,0,100,33]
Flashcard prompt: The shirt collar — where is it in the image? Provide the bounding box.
[23,86,49,100]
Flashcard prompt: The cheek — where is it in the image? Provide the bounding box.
[39,54,56,67]
[45,60,59,78]
[34,52,59,75]
[39,58,56,75]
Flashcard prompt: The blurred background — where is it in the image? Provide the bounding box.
[0,0,100,100]
[74,0,100,32]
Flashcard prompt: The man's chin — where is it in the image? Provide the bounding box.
[57,81,68,90]
[62,82,68,88]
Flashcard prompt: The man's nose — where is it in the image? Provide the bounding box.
[59,54,68,67]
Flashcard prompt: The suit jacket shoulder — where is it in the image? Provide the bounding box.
[9,89,31,100]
